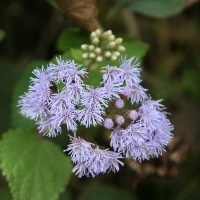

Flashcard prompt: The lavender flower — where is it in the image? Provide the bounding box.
[49,57,87,84]
[77,106,104,127]
[81,86,108,108]
[120,56,141,85]
[65,136,124,178]
[101,65,123,84]
[18,55,174,177]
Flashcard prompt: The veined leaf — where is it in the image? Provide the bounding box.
[0,128,72,200]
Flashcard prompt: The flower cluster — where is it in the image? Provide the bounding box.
[18,56,174,177]
[65,136,123,178]
[81,29,125,62]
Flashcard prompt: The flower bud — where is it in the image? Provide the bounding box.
[115,38,123,45]
[95,29,102,37]
[114,115,125,125]
[88,45,95,51]
[92,37,100,45]
[124,110,138,121]
[122,87,132,97]
[103,118,114,129]
[96,55,103,62]
[113,51,120,57]
[104,51,112,58]
[111,55,117,61]
[94,47,101,54]
[90,32,97,39]
[108,34,115,41]
[89,52,96,59]
[103,30,112,37]
[117,45,125,52]
[82,53,89,59]
[114,99,124,109]
[81,44,88,51]
[108,41,116,48]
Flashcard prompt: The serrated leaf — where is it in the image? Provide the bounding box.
[11,60,48,130]
[57,28,90,52]
[118,0,186,18]
[0,29,5,42]
[0,128,72,200]
[82,184,136,200]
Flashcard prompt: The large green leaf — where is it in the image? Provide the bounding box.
[82,184,136,200]
[0,128,72,200]
[57,28,90,52]
[122,41,149,62]
[11,60,48,130]
[119,0,188,18]
[99,40,149,69]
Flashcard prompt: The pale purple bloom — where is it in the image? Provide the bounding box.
[65,136,124,178]
[30,66,52,87]
[120,57,141,85]
[121,84,148,104]
[101,65,123,84]
[18,92,48,120]
[37,115,62,137]
[49,92,77,132]
[77,106,104,127]
[81,86,108,108]
[110,127,123,151]
[63,82,84,104]
[85,147,124,176]
[101,81,122,100]
[49,57,87,84]
[18,67,53,120]
[110,123,150,161]
[65,136,93,163]
[18,55,174,173]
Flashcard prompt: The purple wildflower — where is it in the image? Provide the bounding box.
[65,136,124,178]
[120,56,141,85]
[77,106,104,127]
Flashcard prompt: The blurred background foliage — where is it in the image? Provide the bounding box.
[0,0,200,199]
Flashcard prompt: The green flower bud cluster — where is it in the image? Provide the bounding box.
[81,29,126,62]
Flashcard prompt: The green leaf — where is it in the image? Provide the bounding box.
[70,48,84,62]
[82,184,136,200]
[122,41,149,62]
[119,0,186,18]
[0,29,5,42]
[46,0,60,10]
[0,187,13,200]
[11,60,48,130]
[0,128,72,200]
[57,28,90,52]
[0,57,21,134]
[83,60,103,88]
